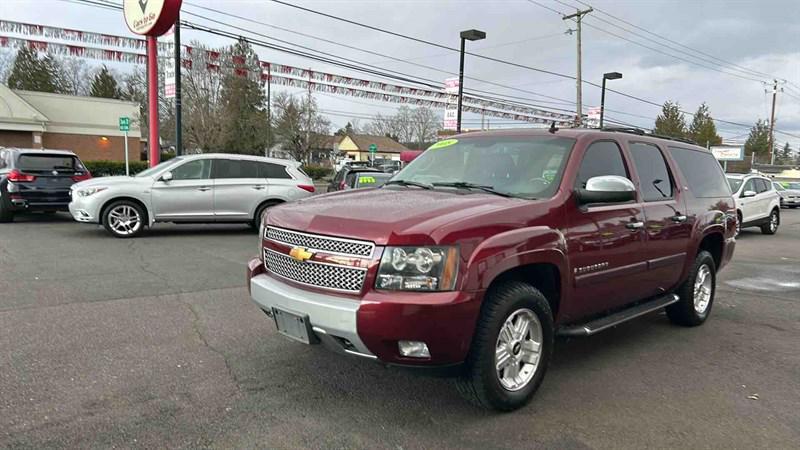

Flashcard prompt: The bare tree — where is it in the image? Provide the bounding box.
[364,106,439,147]
[409,107,440,149]
[59,57,91,96]
[273,91,330,163]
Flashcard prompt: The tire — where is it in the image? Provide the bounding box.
[760,208,779,235]
[456,281,554,411]
[666,250,716,327]
[251,200,280,230]
[102,200,146,238]
[0,200,13,223]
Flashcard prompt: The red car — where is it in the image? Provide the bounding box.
[247,128,736,410]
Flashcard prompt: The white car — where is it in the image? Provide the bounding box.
[69,154,315,238]
[726,173,781,235]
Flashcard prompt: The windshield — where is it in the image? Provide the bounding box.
[727,177,743,192]
[135,157,184,178]
[389,136,576,198]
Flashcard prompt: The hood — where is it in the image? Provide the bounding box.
[780,189,800,195]
[72,175,150,189]
[267,187,536,245]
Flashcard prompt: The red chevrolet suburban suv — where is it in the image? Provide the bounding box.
[247,128,736,411]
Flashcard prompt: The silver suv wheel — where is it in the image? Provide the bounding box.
[495,308,542,392]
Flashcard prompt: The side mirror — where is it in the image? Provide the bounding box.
[160,171,173,182]
[742,190,756,198]
[576,175,636,205]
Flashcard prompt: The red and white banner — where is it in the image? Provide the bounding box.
[0,24,574,125]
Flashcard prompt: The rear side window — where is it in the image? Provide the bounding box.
[17,154,82,172]
[258,162,291,179]
[575,141,628,189]
[668,147,730,197]
[629,142,674,201]
[213,159,259,179]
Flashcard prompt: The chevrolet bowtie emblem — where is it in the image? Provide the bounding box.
[289,246,314,262]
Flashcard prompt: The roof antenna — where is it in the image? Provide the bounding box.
[548,121,558,134]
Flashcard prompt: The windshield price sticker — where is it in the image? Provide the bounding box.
[428,139,458,150]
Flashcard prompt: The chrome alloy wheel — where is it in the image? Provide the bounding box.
[495,308,543,392]
[108,205,141,236]
[693,264,713,314]
[769,211,778,233]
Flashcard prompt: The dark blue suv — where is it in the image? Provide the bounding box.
[0,148,91,222]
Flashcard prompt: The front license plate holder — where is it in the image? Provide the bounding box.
[272,307,317,345]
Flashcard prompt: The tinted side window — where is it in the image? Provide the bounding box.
[754,178,769,193]
[214,160,259,179]
[629,142,674,201]
[259,162,291,179]
[575,141,628,189]
[172,159,211,180]
[668,147,730,197]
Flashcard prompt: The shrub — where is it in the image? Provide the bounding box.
[302,164,333,180]
[84,160,150,177]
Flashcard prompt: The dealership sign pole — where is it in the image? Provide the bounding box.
[119,117,131,176]
[123,0,182,168]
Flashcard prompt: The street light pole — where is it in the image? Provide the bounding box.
[456,29,486,133]
[599,72,622,129]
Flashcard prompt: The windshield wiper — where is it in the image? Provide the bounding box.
[385,179,434,190]
[432,182,515,198]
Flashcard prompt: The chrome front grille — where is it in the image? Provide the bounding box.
[264,249,367,292]
[266,226,374,257]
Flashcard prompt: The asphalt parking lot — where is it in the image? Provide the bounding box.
[1,211,799,449]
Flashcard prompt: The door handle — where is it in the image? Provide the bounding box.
[197,186,211,192]
[671,214,688,223]
[252,185,266,190]
[626,221,645,230]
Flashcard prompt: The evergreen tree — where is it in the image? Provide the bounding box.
[90,65,122,99]
[6,47,67,93]
[219,39,270,154]
[777,142,792,164]
[653,101,686,139]
[688,103,722,147]
[743,119,771,160]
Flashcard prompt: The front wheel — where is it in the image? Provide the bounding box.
[102,200,145,238]
[760,209,779,235]
[456,281,554,411]
[666,250,716,327]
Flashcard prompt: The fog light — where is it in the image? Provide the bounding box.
[398,340,430,358]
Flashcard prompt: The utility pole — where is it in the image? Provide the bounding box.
[306,69,312,164]
[768,79,778,165]
[563,7,593,127]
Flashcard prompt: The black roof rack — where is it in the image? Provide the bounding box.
[599,127,698,146]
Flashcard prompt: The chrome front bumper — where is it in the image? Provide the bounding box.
[250,274,376,359]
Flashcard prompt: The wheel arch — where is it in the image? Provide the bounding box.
[99,196,151,226]
[252,197,286,221]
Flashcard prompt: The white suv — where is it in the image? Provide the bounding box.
[726,173,781,235]
[69,154,315,238]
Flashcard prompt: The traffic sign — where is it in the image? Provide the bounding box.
[119,117,130,132]
[369,144,377,153]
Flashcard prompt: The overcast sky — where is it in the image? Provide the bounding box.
[2,0,798,145]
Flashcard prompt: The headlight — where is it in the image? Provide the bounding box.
[376,246,459,291]
[77,187,107,197]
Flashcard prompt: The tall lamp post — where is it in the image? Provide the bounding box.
[457,29,486,133]
[599,71,622,129]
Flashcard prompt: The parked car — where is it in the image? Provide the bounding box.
[69,154,314,238]
[773,182,800,208]
[726,173,781,235]
[345,169,392,190]
[0,148,91,222]
[247,128,737,411]
[328,166,380,192]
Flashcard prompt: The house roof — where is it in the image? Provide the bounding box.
[0,85,141,138]
[343,134,409,153]
[15,89,141,138]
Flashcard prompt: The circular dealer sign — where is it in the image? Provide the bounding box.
[123,0,182,36]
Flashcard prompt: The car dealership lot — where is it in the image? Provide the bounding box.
[2,213,799,448]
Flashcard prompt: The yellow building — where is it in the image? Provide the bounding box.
[337,134,409,162]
